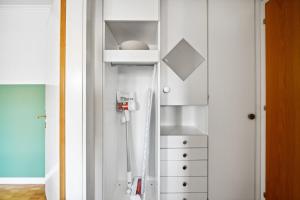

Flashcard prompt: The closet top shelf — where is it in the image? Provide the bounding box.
[104,50,159,65]
[160,125,207,136]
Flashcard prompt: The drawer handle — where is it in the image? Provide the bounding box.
[183,140,188,145]
[183,198,187,200]
[182,182,188,187]
[183,153,188,158]
[182,165,187,170]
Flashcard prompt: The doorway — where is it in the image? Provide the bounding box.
[0,84,60,200]
[0,0,63,199]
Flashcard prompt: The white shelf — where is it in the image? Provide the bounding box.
[160,125,207,136]
[104,50,159,65]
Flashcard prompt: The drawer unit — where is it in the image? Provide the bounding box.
[161,177,207,193]
[160,193,208,200]
[161,161,207,177]
[160,134,208,197]
[161,135,208,148]
[161,148,207,161]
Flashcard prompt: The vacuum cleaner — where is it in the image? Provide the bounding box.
[116,66,156,200]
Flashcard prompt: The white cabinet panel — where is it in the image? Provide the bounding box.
[161,135,208,148]
[161,148,207,161]
[160,193,208,200]
[208,0,256,199]
[104,0,159,21]
[161,161,207,177]
[160,0,208,105]
[161,177,207,193]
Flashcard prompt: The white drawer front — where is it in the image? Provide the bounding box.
[161,161,207,177]
[161,177,207,193]
[161,148,207,161]
[161,135,208,148]
[160,193,208,200]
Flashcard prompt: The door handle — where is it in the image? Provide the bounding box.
[163,87,171,94]
[248,113,256,120]
[37,115,47,119]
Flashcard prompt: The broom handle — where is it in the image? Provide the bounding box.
[125,119,133,195]
[125,120,131,172]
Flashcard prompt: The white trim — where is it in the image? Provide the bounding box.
[0,178,45,184]
[255,0,267,199]
[260,1,267,200]
[256,1,267,199]
[66,0,85,199]
[82,0,87,199]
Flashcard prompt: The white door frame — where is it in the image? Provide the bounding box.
[65,0,87,199]
[255,0,268,199]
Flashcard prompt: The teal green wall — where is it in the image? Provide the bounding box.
[0,85,45,177]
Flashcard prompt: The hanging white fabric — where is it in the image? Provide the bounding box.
[141,65,157,200]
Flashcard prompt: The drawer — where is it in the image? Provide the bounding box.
[160,148,207,161]
[160,193,208,200]
[161,161,207,177]
[160,177,207,193]
[161,135,208,148]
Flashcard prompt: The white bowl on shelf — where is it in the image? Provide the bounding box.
[119,40,150,50]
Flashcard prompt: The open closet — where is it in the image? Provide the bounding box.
[85,0,257,199]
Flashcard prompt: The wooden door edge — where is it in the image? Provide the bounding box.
[60,0,66,199]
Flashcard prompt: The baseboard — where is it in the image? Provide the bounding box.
[0,178,45,184]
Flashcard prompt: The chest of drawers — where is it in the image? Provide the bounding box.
[160,134,208,200]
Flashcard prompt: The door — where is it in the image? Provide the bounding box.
[160,0,208,105]
[266,0,300,199]
[0,85,45,178]
[208,0,256,199]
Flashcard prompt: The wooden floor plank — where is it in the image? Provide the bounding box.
[0,185,46,200]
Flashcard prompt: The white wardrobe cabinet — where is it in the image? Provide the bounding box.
[85,0,257,199]
[160,0,208,105]
[104,0,159,20]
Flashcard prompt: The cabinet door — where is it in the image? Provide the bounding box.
[104,0,159,21]
[160,0,208,105]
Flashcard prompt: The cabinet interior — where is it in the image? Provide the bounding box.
[105,21,158,50]
[160,106,208,136]
[102,63,159,200]
[99,0,208,199]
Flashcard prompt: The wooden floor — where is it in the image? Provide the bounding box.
[0,185,46,200]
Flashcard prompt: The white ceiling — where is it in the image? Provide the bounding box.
[0,0,51,5]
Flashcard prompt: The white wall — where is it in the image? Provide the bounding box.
[0,5,50,84]
[45,0,60,199]
[0,4,61,199]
